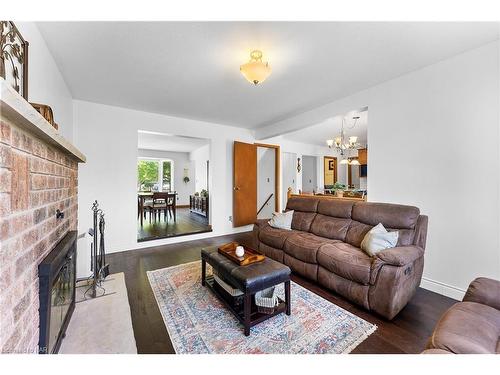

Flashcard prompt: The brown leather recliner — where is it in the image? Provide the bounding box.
[253,196,428,319]
[423,277,500,354]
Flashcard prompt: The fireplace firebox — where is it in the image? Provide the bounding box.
[38,231,77,354]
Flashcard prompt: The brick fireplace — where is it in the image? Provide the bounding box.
[0,80,85,353]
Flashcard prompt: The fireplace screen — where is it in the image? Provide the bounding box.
[47,252,75,353]
[38,231,77,354]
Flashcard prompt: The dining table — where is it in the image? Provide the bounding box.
[138,191,177,226]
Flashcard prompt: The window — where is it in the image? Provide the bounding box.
[137,158,174,191]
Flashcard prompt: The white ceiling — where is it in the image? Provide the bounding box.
[283,108,368,147]
[37,22,498,129]
[137,131,208,153]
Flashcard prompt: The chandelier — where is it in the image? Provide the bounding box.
[240,50,271,85]
[326,116,361,164]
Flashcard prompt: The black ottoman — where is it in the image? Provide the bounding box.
[201,246,291,336]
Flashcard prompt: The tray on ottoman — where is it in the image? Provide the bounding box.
[218,242,265,266]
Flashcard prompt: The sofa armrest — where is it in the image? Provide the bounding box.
[254,219,269,229]
[376,246,424,266]
[463,277,500,310]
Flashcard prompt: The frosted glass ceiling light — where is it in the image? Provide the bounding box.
[240,50,272,85]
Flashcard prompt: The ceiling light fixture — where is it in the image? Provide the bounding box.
[240,50,271,85]
[327,116,361,156]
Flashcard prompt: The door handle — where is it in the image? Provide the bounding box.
[234,186,240,191]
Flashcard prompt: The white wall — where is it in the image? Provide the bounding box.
[137,149,195,206]
[74,100,254,257]
[282,152,297,209]
[257,147,276,219]
[301,155,317,192]
[190,144,210,193]
[257,41,500,299]
[16,22,74,141]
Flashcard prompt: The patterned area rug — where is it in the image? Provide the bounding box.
[147,261,376,354]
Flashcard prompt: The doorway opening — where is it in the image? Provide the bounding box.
[232,141,280,227]
[300,155,317,194]
[281,152,297,209]
[137,130,212,242]
[256,143,280,219]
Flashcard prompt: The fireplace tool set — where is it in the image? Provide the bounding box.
[85,200,110,298]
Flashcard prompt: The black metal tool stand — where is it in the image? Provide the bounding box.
[87,200,110,298]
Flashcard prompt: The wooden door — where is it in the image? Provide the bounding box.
[358,148,368,165]
[233,141,257,227]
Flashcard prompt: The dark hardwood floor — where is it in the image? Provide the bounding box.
[108,231,457,354]
[137,207,212,242]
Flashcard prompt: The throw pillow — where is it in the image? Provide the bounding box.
[268,210,294,230]
[361,223,399,256]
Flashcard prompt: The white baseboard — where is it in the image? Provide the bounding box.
[420,277,465,301]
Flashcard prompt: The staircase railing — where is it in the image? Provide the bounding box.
[257,193,274,216]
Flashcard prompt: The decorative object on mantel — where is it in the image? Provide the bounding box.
[0,77,86,162]
[240,50,271,85]
[30,102,59,130]
[0,21,28,99]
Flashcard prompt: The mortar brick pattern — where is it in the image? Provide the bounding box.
[0,118,79,353]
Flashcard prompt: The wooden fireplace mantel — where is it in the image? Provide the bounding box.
[0,77,86,163]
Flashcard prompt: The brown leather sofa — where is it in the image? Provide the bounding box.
[253,196,428,319]
[423,277,500,354]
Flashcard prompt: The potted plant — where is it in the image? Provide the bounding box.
[200,189,208,198]
[333,182,346,197]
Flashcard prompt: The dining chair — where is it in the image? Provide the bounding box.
[146,192,169,222]
[165,193,176,221]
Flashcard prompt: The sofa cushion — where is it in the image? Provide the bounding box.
[429,302,500,354]
[316,199,354,218]
[284,253,318,281]
[283,232,337,264]
[286,196,319,212]
[393,228,415,246]
[259,225,298,249]
[317,242,374,285]
[310,214,351,241]
[345,220,373,247]
[291,211,317,232]
[463,277,500,311]
[352,202,420,229]
[318,266,370,309]
[259,242,284,263]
